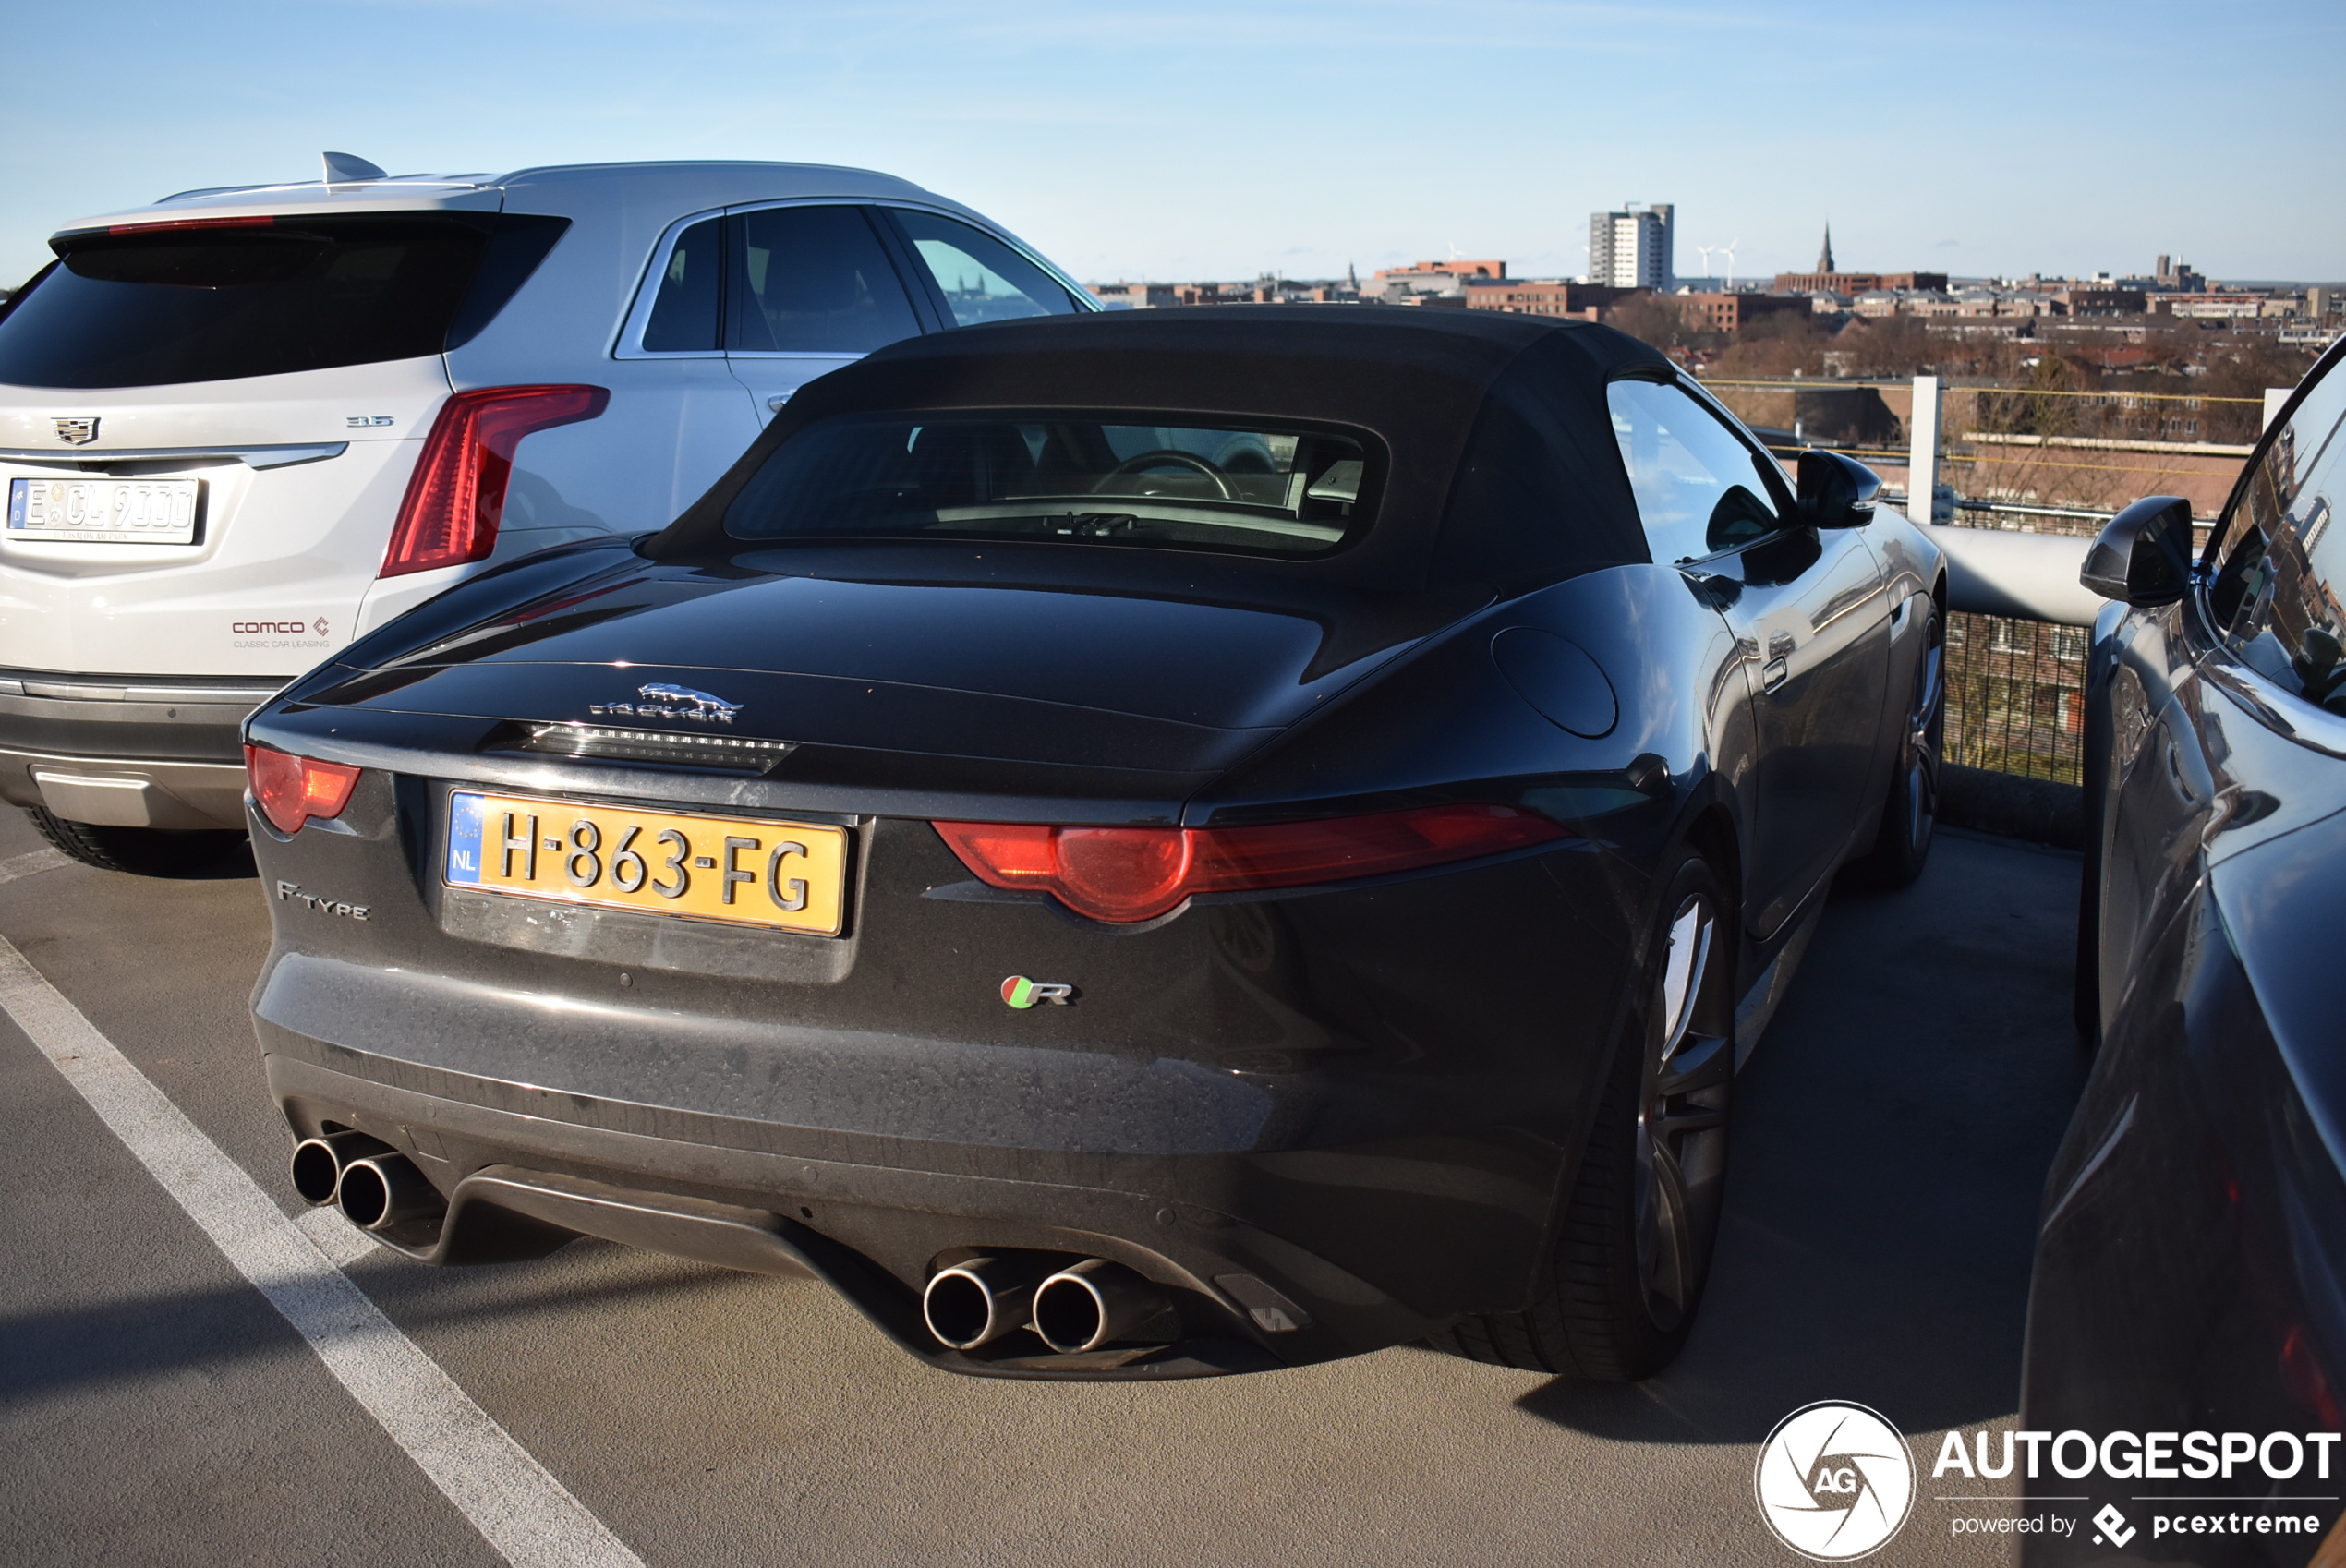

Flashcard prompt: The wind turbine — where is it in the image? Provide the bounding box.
[1695,244,1716,286]
[1719,239,1740,292]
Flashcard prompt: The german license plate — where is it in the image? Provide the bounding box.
[7,476,200,544]
[444,790,848,935]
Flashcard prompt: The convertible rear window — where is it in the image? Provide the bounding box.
[0,213,564,389]
[724,414,1377,557]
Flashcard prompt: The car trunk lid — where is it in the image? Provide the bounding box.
[292,546,1483,801]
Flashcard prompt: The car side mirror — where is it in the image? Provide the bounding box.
[2080,495,2193,608]
[1795,450,1880,530]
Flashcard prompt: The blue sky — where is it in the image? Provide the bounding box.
[3,0,2340,288]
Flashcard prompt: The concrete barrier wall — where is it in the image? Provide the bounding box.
[1921,524,2104,627]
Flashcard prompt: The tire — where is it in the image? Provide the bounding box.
[1430,852,1735,1380]
[1856,598,1945,888]
[22,806,248,877]
[2073,650,2111,1053]
[2073,865,2100,1055]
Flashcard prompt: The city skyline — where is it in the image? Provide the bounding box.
[1,1,2341,291]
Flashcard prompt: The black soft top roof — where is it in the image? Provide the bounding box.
[647,305,1671,594]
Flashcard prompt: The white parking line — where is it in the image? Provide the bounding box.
[0,847,70,882]
[0,935,645,1568]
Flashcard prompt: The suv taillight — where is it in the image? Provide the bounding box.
[380,385,609,578]
[246,745,361,835]
[933,803,1570,923]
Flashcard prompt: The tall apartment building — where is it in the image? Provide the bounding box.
[1588,203,1674,291]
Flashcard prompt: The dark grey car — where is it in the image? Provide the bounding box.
[2027,335,2346,1562]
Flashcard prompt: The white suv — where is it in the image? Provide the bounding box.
[0,155,1093,871]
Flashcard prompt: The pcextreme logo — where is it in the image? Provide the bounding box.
[1755,1401,1917,1560]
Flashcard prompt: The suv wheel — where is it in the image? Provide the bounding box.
[23,807,248,877]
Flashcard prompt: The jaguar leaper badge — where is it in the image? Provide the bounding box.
[54,416,98,446]
[589,682,743,723]
[1001,975,1075,1008]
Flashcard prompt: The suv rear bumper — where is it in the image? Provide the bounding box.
[0,671,283,829]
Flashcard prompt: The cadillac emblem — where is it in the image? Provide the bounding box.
[54,417,98,446]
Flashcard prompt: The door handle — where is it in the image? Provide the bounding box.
[2165,736,2197,804]
[1762,657,1789,693]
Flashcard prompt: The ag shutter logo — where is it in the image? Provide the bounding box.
[1755,1401,1917,1560]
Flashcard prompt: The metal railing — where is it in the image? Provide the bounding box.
[1902,499,2105,785]
[1857,370,2267,786]
[1733,373,2289,789]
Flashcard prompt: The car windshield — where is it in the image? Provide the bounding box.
[724,414,1376,557]
[0,214,551,389]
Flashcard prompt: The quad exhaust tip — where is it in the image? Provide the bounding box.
[336,1152,445,1233]
[923,1254,1183,1355]
[922,1254,1056,1350]
[288,1129,390,1206]
[1031,1259,1179,1355]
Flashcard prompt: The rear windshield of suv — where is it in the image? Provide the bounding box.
[0,213,563,389]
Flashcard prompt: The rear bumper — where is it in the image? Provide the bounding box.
[0,671,283,828]
[265,1044,1421,1378]
[248,771,1651,1378]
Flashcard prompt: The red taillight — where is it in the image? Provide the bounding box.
[380,385,610,578]
[934,803,1570,923]
[245,744,361,835]
[102,215,278,235]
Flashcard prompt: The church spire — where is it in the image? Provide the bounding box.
[1817,223,1835,274]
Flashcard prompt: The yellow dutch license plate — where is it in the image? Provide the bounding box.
[443,790,848,935]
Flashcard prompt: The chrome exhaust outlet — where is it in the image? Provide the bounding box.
[335,1152,444,1233]
[922,1254,1058,1350]
[289,1130,390,1206]
[1031,1259,1180,1354]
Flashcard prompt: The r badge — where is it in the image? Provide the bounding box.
[1001,975,1075,1008]
[54,416,98,446]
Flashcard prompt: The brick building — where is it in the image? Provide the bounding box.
[1463,281,1640,319]
[1773,269,1950,296]
[1376,259,1506,281]
[1669,292,1810,332]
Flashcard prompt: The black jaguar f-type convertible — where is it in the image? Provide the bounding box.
[246,308,1944,1381]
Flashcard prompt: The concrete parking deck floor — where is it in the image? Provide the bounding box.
[0,810,2086,1568]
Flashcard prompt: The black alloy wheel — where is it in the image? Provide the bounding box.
[1630,879,1735,1338]
[1858,599,1945,887]
[1431,850,1735,1380]
[22,806,248,877]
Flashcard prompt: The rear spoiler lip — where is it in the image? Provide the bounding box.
[51,183,505,241]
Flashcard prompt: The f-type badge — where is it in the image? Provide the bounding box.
[1001,975,1075,1008]
[589,682,744,723]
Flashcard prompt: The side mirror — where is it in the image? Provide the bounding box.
[2080,495,2193,607]
[1796,450,1880,530]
